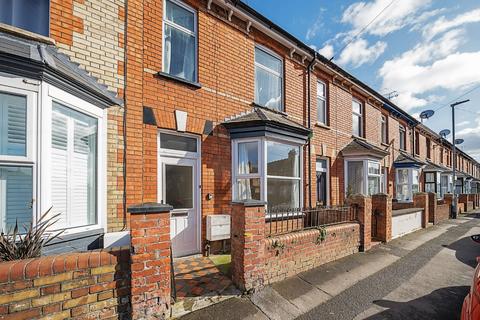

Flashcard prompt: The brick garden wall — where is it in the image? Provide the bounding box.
[0,249,130,319]
[263,223,360,284]
[435,204,450,224]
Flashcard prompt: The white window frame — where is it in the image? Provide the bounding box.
[399,125,406,151]
[232,136,303,209]
[0,77,38,231]
[162,0,198,82]
[254,44,284,111]
[316,157,330,206]
[395,167,420,202]
[316,80,327,125]
[352,99,363,137]
[380,114,388,144]
[40,84,107,235]
[344,158,382,196]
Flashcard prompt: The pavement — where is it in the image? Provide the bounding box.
[178,212,480,320]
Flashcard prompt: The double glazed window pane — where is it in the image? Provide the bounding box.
[165,0,194,30]
[237,178,261,201]
[0,166,32,232]
[51,103,97,229]
[164,24,195,82]
[267,141,299,177]
[352,113,361,136]
[165,164,193,209]
[255,47,283,111]
[0,0,49,36]
[0,92,27,157]
[160,133,197,152]
[347,161,363,195]
[267,178,299,209]
[397,169,408,184]
[238,142,258,174]
[317,98,326,124]
[368,176,380,195]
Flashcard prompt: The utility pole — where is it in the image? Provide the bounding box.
[451,99,470,218]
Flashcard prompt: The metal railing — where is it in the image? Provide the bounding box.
[265,205,358,236]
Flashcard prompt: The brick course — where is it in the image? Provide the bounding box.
[0,249,130,319]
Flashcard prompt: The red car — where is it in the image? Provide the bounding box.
[461,236,480,320]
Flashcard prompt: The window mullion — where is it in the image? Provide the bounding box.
[66,116,74,226]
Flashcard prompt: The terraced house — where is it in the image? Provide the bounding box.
[0,0,479,319]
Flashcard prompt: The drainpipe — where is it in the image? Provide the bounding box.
[121,0,128,230]
[307,58,316,208]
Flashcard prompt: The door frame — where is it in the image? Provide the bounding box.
[157,129,202,256]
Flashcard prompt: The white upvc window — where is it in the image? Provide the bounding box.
[162,0,197,82]
[440,174,452,197]
[396,168,420,202]
[345,159,382,197]
[424,172,441,198]
[380,114,388,144]
[352,99,363,137]
[232,137,302,209]
[254,46,284,111]
[0,82,37,232]
[399,125,406,151]
[317,81,327,125]
[0,75,106,235]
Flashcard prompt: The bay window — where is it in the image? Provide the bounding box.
[254,46,283,111]
[345,159,382,196]
[440,174,452,197]
[396,168,419,202]
[0,75,106,234]
[424,172,441,197]
[317,81,327,125]
[233,138,301,209]
[163,0,197,82]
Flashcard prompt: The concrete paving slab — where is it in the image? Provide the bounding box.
[179,297,268,320]
[299,246,399,297]
[250,286,302,320]
[272,276,331,312]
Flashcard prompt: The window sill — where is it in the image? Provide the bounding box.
[251,102,287,115]
[0,23,55,45]
[381,142,390,148]
[315,122,331,130]
[352,135,366,141]
[156,72,202,90]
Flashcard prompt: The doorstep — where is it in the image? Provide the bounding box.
[171,254,241,318]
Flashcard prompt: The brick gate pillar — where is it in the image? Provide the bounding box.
[128,203,172,320]
[444,193,454,218]
[371,193,392,243]
[231,200,266,292]
[413,193,429,228]
[427,192,437,224]
[346,195,372,252]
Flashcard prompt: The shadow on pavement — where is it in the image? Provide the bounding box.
[366,286,468,320]
[447,236,480,268]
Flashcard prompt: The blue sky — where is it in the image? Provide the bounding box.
[244,0,480,160]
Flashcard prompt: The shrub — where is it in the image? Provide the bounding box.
[0,208,63,261]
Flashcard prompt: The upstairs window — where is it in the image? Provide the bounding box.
[317,81,327,125]
[255,46,283,111]
[414,131,420,155]
[163,0,197,82]
[399,125,406,151]
[380,114,388,144]
[426,138,431,159]
[352,99,363,137]
[0,0,49,36]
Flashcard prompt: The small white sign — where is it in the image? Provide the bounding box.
[175,110,187,132]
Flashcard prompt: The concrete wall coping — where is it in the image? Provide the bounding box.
[127,203,173,214]
[231,200,267,207]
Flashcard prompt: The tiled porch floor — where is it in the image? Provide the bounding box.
[173,255,234,299]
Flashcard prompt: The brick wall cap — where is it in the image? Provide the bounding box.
[414,192,429,196]
[127,203,173,214]
[371,193,391,198]
[231,200,267,207]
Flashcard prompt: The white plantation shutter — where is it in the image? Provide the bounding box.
[0,166,33,232]
[51,103,97,229]
[0,92,27,156]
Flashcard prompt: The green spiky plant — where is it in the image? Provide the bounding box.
[0,207,64,261]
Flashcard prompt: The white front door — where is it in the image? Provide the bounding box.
[160,156,200,257]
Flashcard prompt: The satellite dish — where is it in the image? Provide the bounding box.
[455,138,464,145]
[420,110,435,122]
[439,129,451,138]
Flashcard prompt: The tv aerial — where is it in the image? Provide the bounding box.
[419,110,435,123]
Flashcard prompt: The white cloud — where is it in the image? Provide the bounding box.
[337,38,387,67]
[306,18,322,41]
[457,116,480,161]
[318,44,334,58]
[457,120,470,127]
[379,29,480,110]
[341,0,432,37]
[423,9,480,40]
